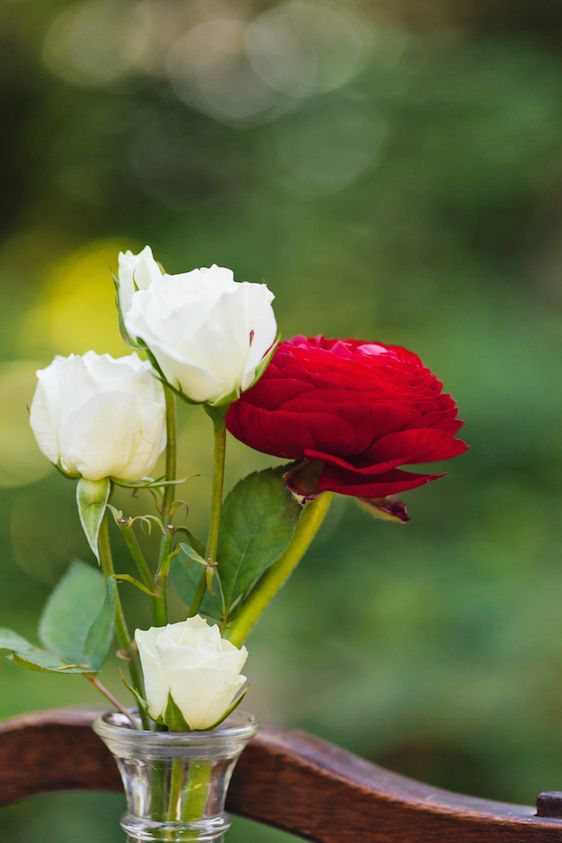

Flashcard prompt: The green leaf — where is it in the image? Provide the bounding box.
[77,477,111,561]
[171,553,222,620]
[0,561,116,675]
[171,553,201,603]
[0,629,33,652]
[39,561,110,665]
[83,577,117,670]
[0,628,93,674]
[218,467,302,615]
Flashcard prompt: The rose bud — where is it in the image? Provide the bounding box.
[124,263,277,407]
[135,616,248,731]
[227,336,468,501]
[29,351,166,482]
[117,245,163,320]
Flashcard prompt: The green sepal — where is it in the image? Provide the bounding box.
[156,373,231,409]
[163,692,191,732]
[283,460,324,501]
[151,334,281,410]
[247,334,280,390]
[205,683,248,730]
[176,529,206,558]
[113,257,166,350]
[112,272,138,349]
[53,462,80,480]
[119,668,152,724]
[77,477,111,561]
[208,386,240,409]
[178,542,208,567]
[209,335,281,409]
[356,496,410,524]
[137,339,168,383]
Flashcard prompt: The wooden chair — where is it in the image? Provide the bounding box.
[1,708,562,841]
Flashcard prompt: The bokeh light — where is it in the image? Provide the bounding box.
[20,240,132,357]
[166,15,281,124]
[10,482,83,584]
[0,362,50,488]
[43,0,150,87]
[247,0,371,98]
[263,96,387,198]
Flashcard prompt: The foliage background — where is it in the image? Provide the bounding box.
[1,0,561,839]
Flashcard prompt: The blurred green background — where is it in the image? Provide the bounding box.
[1,0,562,839]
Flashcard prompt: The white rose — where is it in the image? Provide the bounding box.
[135,616,248,730]
[117,245,163,319]
[125,264,277,406]
[29,351,166,482]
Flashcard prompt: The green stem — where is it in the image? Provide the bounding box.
[162,758,212,841]
[226,492,333,647]
[204,407,227,564]
[98,516,150,729]
[85,674,137,728]
[162,386,177,524]
[182,760,212,824]
[154,386,177,626]
[117,521,154,591]
[153,531,173,627]
[190,574,207,618]
[155,717,212,836]
[99,518,134,659]
[167,758,186,823]
[112,573,157,598]
[189,407,227,617]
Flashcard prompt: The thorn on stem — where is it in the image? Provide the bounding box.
[116,649,132,661]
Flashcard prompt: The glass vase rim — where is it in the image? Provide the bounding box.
[93,708,259,746]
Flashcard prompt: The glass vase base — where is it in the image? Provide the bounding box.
[123,813,228,842]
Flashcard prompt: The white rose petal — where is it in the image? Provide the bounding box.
[135,616,248,730]
[29,351,166,482]
[134,627,169,719]
[168,667,246,732]
[124,262,277,406]
[117,245,163,319]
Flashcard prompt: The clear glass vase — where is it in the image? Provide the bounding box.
[94,710,259,842]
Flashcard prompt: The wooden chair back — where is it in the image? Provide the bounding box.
[1,708,561,841]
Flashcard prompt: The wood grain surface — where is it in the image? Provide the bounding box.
[1,708,561,842]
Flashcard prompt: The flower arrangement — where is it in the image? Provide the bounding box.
[0,247,467,840]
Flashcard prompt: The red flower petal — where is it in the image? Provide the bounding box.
[365,428,469,464]
[226,335,467,504]
[316,467,445,498]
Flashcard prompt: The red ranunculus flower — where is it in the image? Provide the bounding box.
[226,336,468,504]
